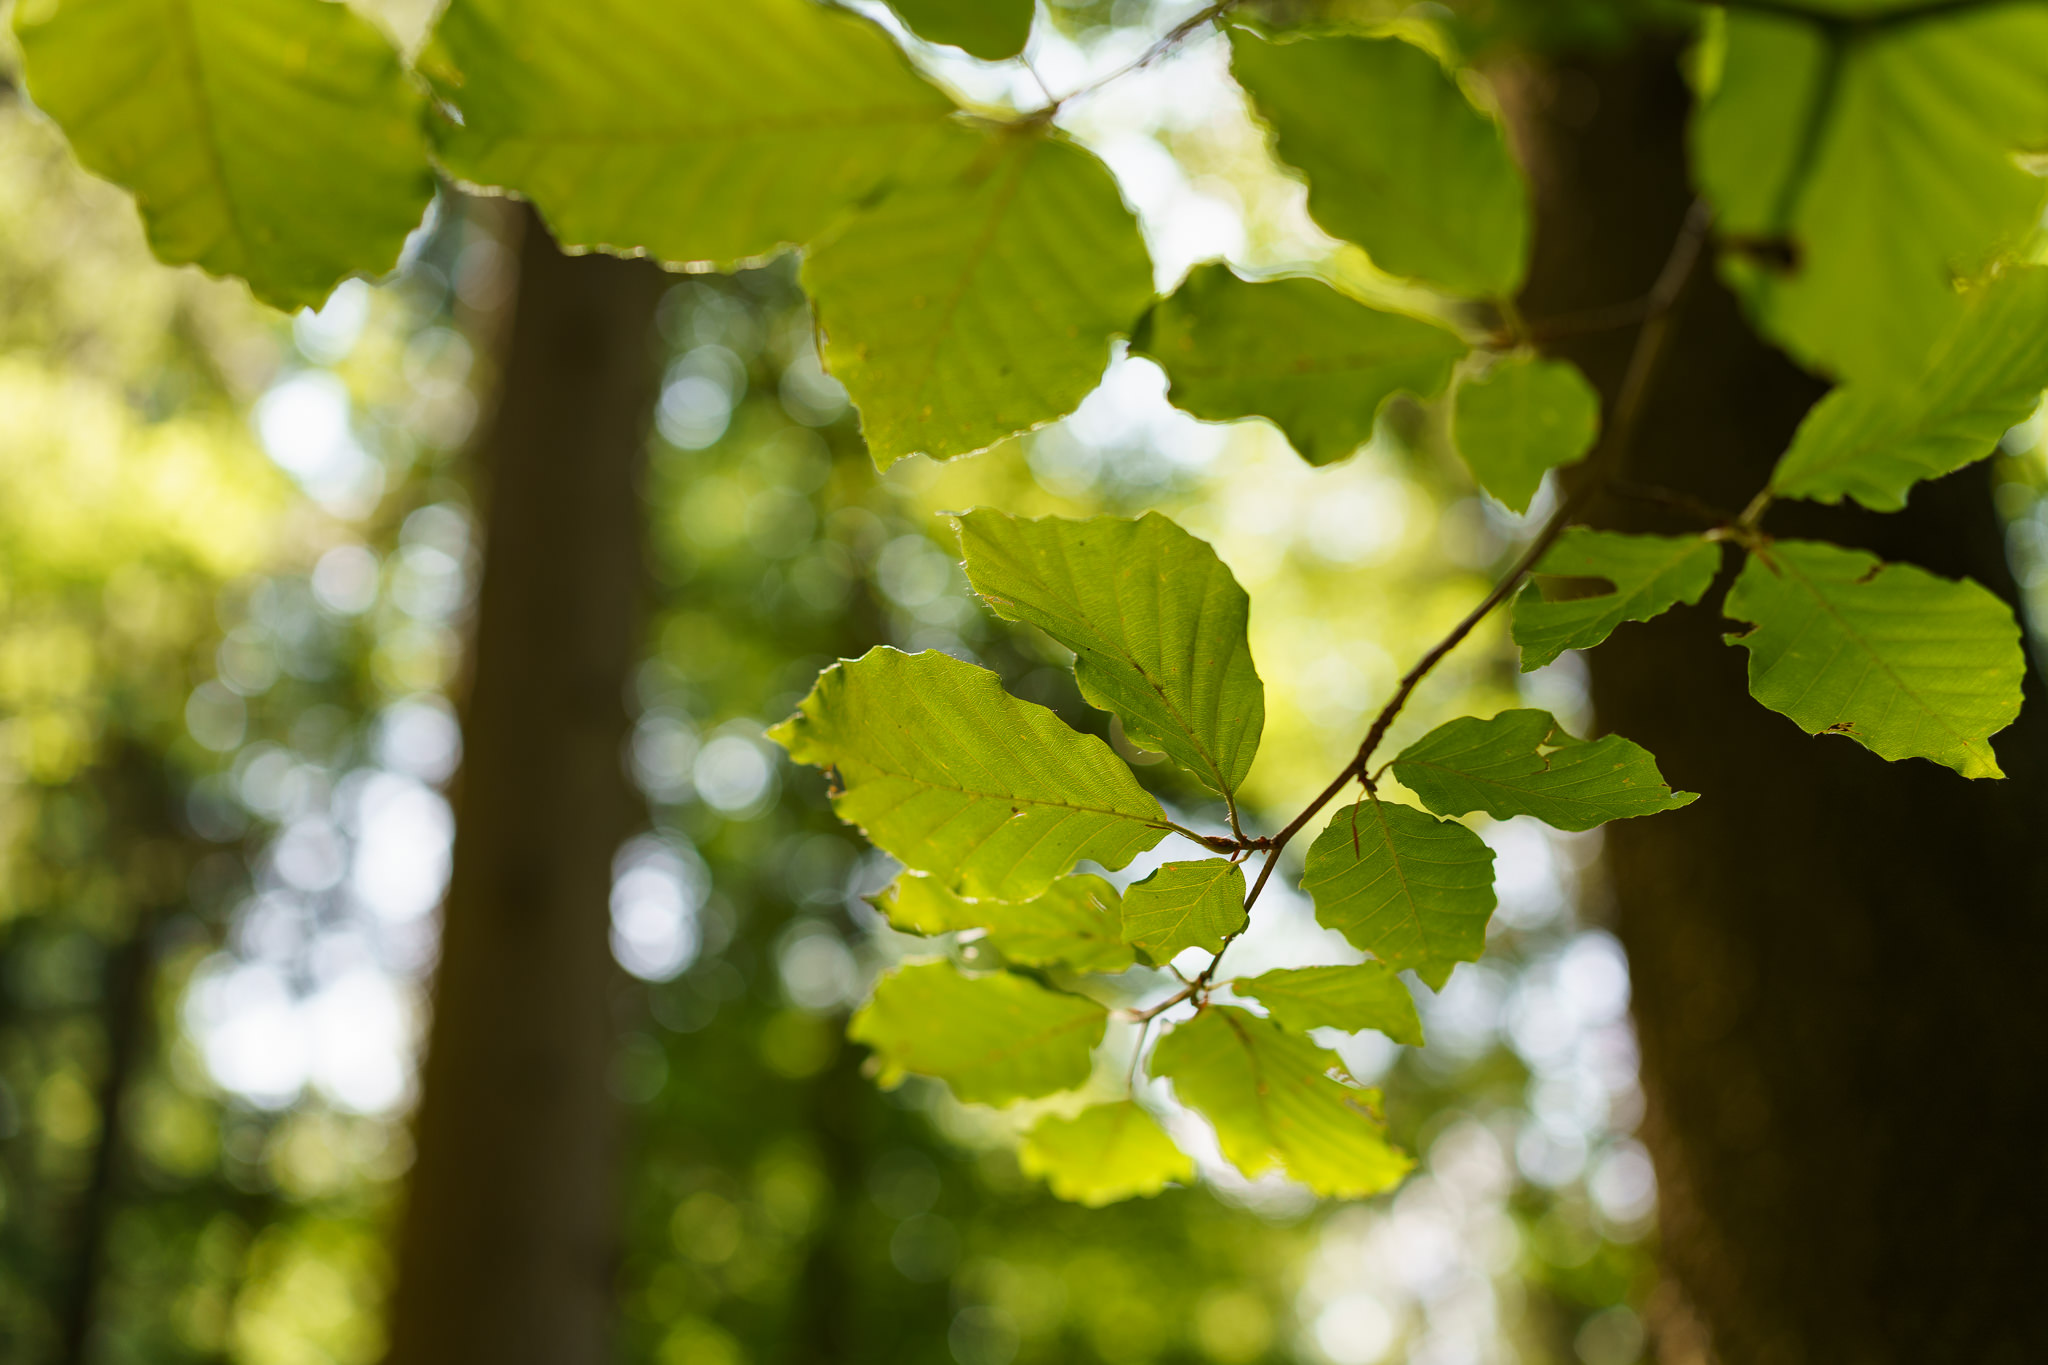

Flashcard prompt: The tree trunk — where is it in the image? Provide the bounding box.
[1511,44,2048,1365]
[384,206,666,1365]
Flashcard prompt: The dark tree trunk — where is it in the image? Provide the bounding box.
[384,206,666,1365]
[1510,43,2048,1365]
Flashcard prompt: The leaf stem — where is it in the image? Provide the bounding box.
[1237,198,1714,920]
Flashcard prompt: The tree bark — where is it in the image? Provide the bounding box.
[384,206,666,1365]
[1510,44,2048,1365]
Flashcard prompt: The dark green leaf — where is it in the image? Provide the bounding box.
[420,0,957,269]
[1512,529,1722,671]
[1391,708,1697,832]
[1150,1006,1410,1198]
[1300,800,1496,991]
[1230,27,1528,298]
[1133,262,1466,467]
[804,127,1155,467]
[850,961,1106,1105]
[14,0,432,311]
[887,0,1033,60]
[1232,964,1423,1047]
[1770,268,2048,510]
[1121,858,1247,959]
[872,873,1135,974]
[956,509,1264,796]
[768,647,1168,900]
[1019,1102,1194,1206]
[1452,354,1600,513]
[1724,539,2024,780]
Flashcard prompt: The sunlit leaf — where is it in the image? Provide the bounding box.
[1512,529,1723,671]
[1229,27,1528,298]
[1723,539,2024,780]
[420,0,958,268]
[872,873,1135,973]
[1133,262,1466,467]
[1770,268,2048,510]
[1150,1006,1410,1198]
[1232,964,1423,1047]
[1121,858,1247,960]
[1391,709,1696,832]
[14,0,432,311]
[1019,1101,1194,1206]
[803,126,1154,467]
[887,0,1033,60]
[1300,800,1495,991]
[956,509,1264,796]
[769,647,1168,900]
[1452,354,1600,513]
[850,961,1106,1105]
[1693,5,2048,379]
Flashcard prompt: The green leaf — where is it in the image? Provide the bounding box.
[1121,859,1247,960]
[1300,800,1496,991]
[955,509,1264,796]
[887,0,1033,60]
[1451,354,1601,513]
[1391,709,1697,832]
[1019,1102,1194,1206]
[419,0,958,269]
[1769,268,2048,511]
[769,648,1168,900]
[803,127,1155,467]
[1149,1006,1410,1198]
[1512,529,1723,671]
[1229,27,1528,298]
[872,873,1136,974]
[13,0,432,311]
[1132,262,1467,467]
[1723,539,2024,780]
[1231,964,1423,1048]
[850,961,1106,1106]
[1693,5,2048,379]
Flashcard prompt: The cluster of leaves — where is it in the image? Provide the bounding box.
[19,0,2048,1205]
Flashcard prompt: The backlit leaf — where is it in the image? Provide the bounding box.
[1452,354,1600,513]
[803,126,1154,467]
[1121,859,1247,960]
[1512,529,1722,671]
[1020,1102,1194,1206]
[1230,27,1528,298]
[1133,262,1466,467]
[14,0,432,311]
[1232,964,1423,1047]
[1694,5,2048,379]
[887,0,1033,60]
[956,509,1264,795]
[1770,268,2048,510]
[420,0,957,268]
[1150,1006,1410,1198]
[872,873,1135,974]
[1391,709,1697,832]
[769,648,1168,900]
[1300,800,1496,991]
[850,961,1106,1106]
[1723,539,2024,780]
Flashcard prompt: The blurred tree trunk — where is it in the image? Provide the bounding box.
[385,205,666,1365]
[1511,45,2048,1364]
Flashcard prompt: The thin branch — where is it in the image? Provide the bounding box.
[1045,0,1242,113]
[1236,198,1715,923]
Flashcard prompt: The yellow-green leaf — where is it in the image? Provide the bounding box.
[1121,859,1246,960]
[872,873,1135,974]
[1391,709,1697,832]
[769,648,1168,900]
[1020,1102,1194,1206]
[1512,529,1723,671]
[1150,1006,1410,1198]
[14,0,432,311]
[888,0,1033,60]
[850,960,1106,1106]
[1452,354,1600,513]
[803,126,1154,467]
[1232,964,1423,1048]
[1300,800,1496,991]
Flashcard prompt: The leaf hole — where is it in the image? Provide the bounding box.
[1534,573,1617,603]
